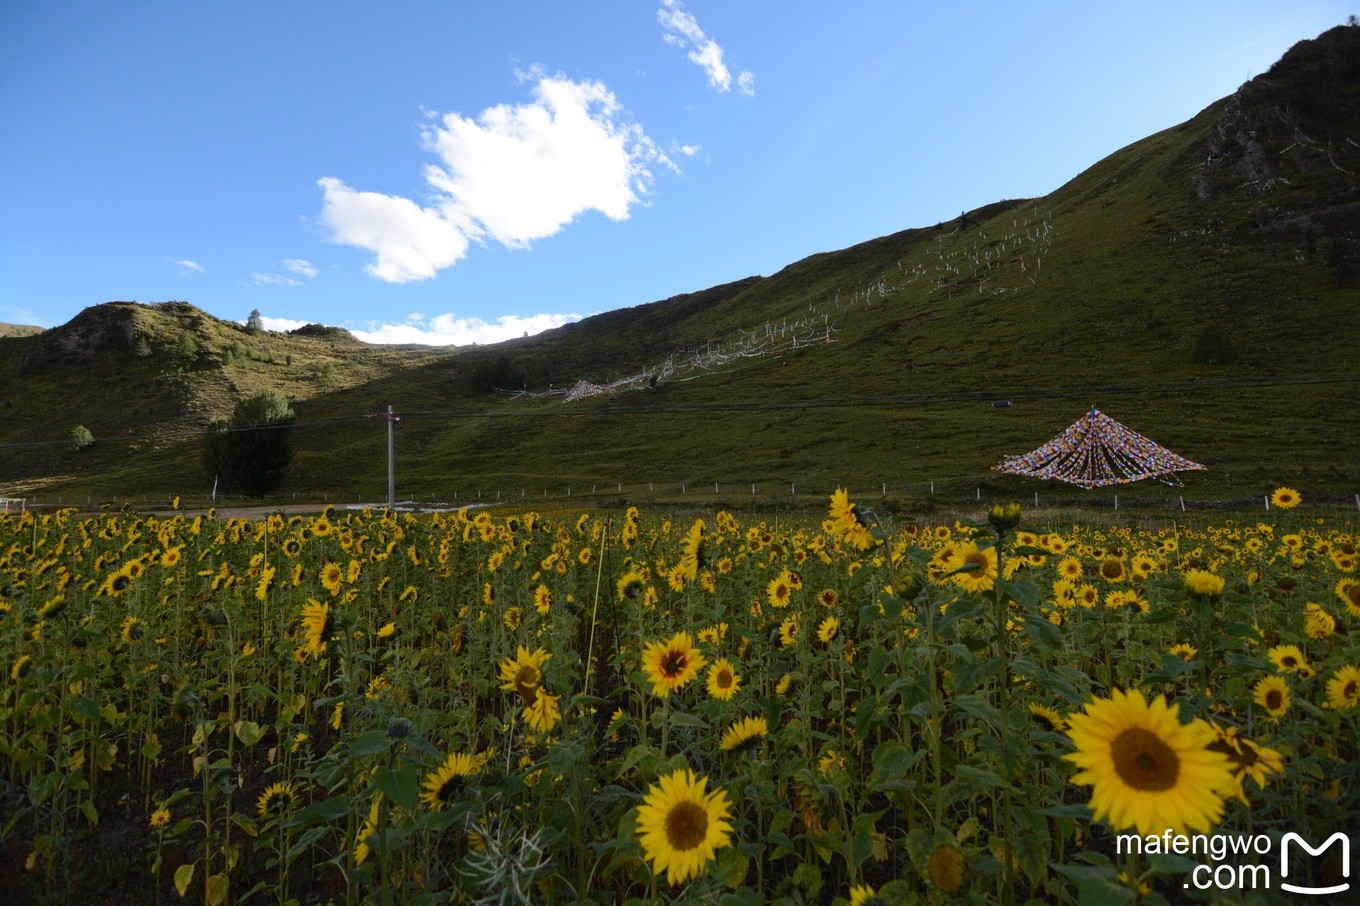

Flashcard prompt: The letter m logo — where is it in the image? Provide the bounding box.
[1280,832,1351,896]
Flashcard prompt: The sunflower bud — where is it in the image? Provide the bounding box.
[988,502,1022,534]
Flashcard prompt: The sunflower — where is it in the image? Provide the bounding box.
[1336,579,1360,618]
[817,588,839,608]
[778,618,800,648]
[256,782,296,820]
[1028,702,1067,732]
[1131,553,1158,581]
[827,488,876,550]
[719,715,768,754]
[766,570,794,609]
[942,540,997,593]
[926,841,967,895]
[1077,584,1099,609]
[420,752,478,811]
[1205,724,1284,805]
[255,565,276,602]
[354,795,381,865]
[319,561,344,596]
[149,808,171,829]
[1057,556,1084,581]
[120,615,145,644]
[640,632,706,699]
[1182,569,1224,598]
[816,616,840,644]
[1304,602,1336,640]
[1098,557,1127,583]
[847,884,882,906]
[1326,665,1360,711]
[635,768,734,886]
[706,659,741,701]
[1267,644,1307,674]
[533,584,551,615]
[524,690,561,733]
[1064,687,1235,836]
[499,646,550,704]
[300,599,335,658]
[679,519,706,578]
[1270,486,1301,509]
[1168,643,1198,663]
[1253,675,1290,719]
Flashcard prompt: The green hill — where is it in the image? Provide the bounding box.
[3,25,1358,508]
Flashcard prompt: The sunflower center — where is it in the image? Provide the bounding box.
[1265,690,1283,710]
[716,670,733,689]
[664,801,709,851]
[438,776,465,803]
[659,651,687,678]
[1345,681,1358,699]
[1111,727,1179,791]
[515,665,541,690]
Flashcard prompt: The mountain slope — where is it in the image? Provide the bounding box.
[3,25,1357,506]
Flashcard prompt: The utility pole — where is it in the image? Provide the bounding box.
[386,405,398,509]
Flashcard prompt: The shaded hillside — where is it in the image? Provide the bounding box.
[2,25,1358,506]
[0,323,44,339]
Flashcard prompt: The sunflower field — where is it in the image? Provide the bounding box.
[1,492,1357,904]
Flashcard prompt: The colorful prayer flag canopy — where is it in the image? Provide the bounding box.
[994,408,1205,488]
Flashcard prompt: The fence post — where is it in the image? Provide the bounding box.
[1180,496,1186,512]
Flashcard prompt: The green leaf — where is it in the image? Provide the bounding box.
[346,730,391,761]
[233,719,266,747]
[69,695,102,725]
[1078,876,1134,906]
[204,872,229,906]
[174,863,195,898]
[79,799,98,826]
[665,709,708,729]
[287,794,352,828]
[867,740,922,793]
[1020,613,1063,654]
[375,764,419,811]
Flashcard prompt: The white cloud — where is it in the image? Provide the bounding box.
[251,272,303,287]
[351,311,583,346]
[318,177,471,282]
[176,259,205,275]
[259,316,311,332]
[251,258,319,288]
[318,72,673,283]
[658,0,754,95]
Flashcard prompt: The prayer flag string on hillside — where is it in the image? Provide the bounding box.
[994,408,1205,488]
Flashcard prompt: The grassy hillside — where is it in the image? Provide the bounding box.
[3,25,1358,508]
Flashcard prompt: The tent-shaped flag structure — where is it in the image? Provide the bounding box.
[994,408,1205,488]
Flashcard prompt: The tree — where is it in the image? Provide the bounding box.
[202,391,296,497]
[246,309,264,333]
[68,425,95,453]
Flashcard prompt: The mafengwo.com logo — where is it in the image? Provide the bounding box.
[1279,832,1350,896]
[1118,829,1351,895]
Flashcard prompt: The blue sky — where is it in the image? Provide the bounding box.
[1,2,1350,345]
